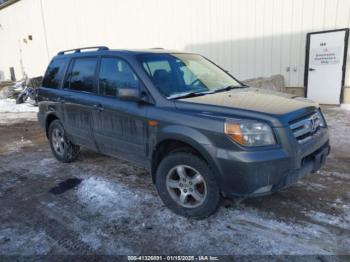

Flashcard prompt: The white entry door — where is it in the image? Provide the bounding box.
[306,29,349,104]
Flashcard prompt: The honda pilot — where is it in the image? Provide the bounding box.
[37,46,330,218]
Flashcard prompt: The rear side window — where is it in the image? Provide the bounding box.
[98,57,140,97]
[42,58,68,88]
[65,57,97,92]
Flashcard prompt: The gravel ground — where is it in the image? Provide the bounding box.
[0,100,349,255]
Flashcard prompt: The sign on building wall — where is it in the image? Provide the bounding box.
[309,46,342,66]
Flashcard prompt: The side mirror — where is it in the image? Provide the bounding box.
[117,88,141,102]
[117,88,151,103]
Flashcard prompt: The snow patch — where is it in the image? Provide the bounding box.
[152,207,333,255]
[322,171,350,180]
[0,228,50,255]
[323,108,350,161]
[40,158,57,166]
[77,176,152,218]
[0,98,38,124]
[340,104,350,110]
[75,176,339,254]
[303,201,350,230]
[80,232,102,251]
[0,98,37,113]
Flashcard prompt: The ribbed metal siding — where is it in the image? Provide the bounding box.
[0,0,350,86]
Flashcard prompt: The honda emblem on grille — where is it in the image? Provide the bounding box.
[310,115,318,132]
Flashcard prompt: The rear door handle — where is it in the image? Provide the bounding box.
[56,97,65,103]
[309,68,316,71]
[93,104,104,111]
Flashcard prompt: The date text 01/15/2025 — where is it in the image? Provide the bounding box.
[127,255,219,261]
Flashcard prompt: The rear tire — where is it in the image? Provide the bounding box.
[48,120,80,163]
[155,152,221,219]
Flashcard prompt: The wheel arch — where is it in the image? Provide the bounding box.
[151,128,221,184]
[45,113,59,138]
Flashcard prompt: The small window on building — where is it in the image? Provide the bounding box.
[42,58,68,88]
[65,57,97,92]
[98,57,140,97]
[9,67,16,81]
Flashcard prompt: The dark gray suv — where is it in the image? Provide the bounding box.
[38,46,330,218]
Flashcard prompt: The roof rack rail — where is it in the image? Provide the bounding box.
[57,46,109,55]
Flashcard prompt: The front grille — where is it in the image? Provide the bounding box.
[290,111,324,143]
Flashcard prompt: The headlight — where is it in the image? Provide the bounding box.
[224,120,276,146]
[316,110,326,127]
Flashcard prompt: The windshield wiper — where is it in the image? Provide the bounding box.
[167,91,206,100]
[211,85,245,93]
[167,85,246,99]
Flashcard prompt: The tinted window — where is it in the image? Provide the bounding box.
[42,58,68,88]
[98,57,140,97]
[65,58,97,92]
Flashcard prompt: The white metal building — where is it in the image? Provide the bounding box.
[1,0,350,102]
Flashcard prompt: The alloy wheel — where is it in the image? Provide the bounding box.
[51,128,65,156]
[166,165,207,208]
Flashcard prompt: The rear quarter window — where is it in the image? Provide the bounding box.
[42,58,69,88]
[64,57,97,93]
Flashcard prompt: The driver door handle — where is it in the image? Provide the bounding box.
[93,104,104,111]
[309,68,316,71]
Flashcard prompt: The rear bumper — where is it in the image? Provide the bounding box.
[209,129,330,197]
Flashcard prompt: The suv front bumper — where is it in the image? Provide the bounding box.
[268,142,329,195]
[207,128,330,197]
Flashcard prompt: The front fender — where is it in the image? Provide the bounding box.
[155,125,223,183]
[158,125,212,146]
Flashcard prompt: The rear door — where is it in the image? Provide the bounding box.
[93,56,148,166]
[61,57,99,150]
[39,57,70,122]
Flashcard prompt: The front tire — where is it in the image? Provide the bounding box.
[48,120,80,163]
[155,152,221,219]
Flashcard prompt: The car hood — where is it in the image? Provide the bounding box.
[174,87,319,127]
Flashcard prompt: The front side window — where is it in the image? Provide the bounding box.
[139,53,242,97]
[98,57,140,97]
[143,60,171,76]
[65,57,97,92]
[42,58,68,88]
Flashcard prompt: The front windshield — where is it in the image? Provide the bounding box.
[138,53,242,98]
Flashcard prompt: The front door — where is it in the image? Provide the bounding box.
[93,57,148,166]
[305,29,349,104]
